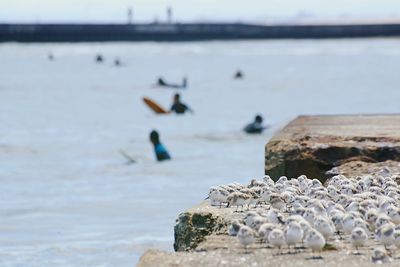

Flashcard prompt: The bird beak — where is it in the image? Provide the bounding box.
[204,196,209,200]
[227,202,231,208]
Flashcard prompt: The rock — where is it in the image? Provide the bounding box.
[326,160,400,178]
[265,115,400,182]
[174,202,232,251]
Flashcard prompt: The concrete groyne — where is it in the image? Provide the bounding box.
[2,22,400,42]
[137,114,400,267]
[265,115,400,183]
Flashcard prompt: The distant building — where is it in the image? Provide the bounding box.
[167,7,172,23]
[127,8,133,24]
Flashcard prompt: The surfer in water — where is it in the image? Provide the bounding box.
[150,130,171,161]
[157,76,187,89]
[170,93,193,114]
[234,70,244,79]
[95,54,104,63]
[157,77,167,86]
[114,57,121,66]
[48,53,54,61]
[243,114,266,134]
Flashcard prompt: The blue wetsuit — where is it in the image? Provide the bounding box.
[154,143,171,161]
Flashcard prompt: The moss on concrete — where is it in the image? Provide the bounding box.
[174,208,228,251]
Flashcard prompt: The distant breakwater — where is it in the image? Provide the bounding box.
[2,22,400,42]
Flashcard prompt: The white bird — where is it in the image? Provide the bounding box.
[376,224,395,249]
[260,188,273,203]
[303,208,316,225]
[375,214,392,229]
[284,221,303,254]
[342,213,356,235]
[313,216,335,240]
[237,225,256,252]
[263,175,275,187]
[227,192,251,212]
[270,194,286,211]
[274,183,285,194]
[304,229,326,259]
[248,178,267,188]
[298,178,309,194]
[330,213,344,239]
[207,172,400,260]
[298,219,313,237]
[258,223,276,244]
[276,176,288,184]
[387,206,400,224]
[266,209,285,225]
[364,209,378,231]
[228,220,244,236]
[353,218,369,235]
[207,187,229,207]
[268,228,286,255]
[371,247,392,264]
[248,215,268,231]
[351,227,368,255]
[394,230,400,249]
[244,211,260,226]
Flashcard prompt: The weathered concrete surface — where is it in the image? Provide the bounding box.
[326,160,400,178]
[265,115,400,182]
[138,210,400,267]
[138,248,399,267]
[173,202,233,251]
[138,201,400,267]
[137,114,400,267]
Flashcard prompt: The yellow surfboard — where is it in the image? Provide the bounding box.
[143,97,168,114]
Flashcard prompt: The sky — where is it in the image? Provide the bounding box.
[1,0,400,23]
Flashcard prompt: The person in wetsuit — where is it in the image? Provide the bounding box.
[243,115,266,134]
[157,77,187,89]
[150,130,171,161]
[95,54,104,63]
[234,70,244,79]
[114,58,121,66]
[170,93,193,114]
[157,77,167,86]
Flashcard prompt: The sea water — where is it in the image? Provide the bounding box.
[1,39,400,266]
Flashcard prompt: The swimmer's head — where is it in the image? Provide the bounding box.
[174,93,180,102]
[150,130,160,144]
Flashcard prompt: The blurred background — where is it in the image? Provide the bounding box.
[2,0,400,23]
[1,1,400,267]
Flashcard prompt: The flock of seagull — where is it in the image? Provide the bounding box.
[207,174,400,263]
